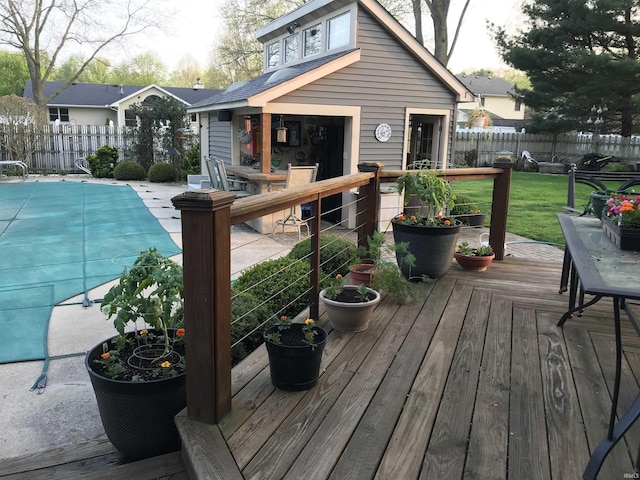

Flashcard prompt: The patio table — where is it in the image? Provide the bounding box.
[557,214,640,479]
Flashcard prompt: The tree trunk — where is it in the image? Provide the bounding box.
[413,0,423,44]
[430,0,450,65]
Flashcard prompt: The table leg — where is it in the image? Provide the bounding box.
[560,248,571,293]
[558,295,603,327]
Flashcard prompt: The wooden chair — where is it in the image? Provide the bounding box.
[205,158,251,198]
[271,163,319,240]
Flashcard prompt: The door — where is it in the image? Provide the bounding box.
[313,118,344,223]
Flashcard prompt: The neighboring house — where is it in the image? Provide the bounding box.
[188,0,474,229]
[22,80,220,129]
[455,75,525,132]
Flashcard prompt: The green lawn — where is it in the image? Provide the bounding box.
[450,171,604,247]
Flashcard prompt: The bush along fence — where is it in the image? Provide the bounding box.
[454,132,640,169]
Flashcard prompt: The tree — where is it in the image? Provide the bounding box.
[494,0,640,136]
[168,55,203,88]
[110,52,168,86]
[422,0,472,66]
[0,50,29,96]
[0,95,47,164]
[52,55,112,84]
[0,0,166,108]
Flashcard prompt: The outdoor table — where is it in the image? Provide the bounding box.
[557,214,640,480]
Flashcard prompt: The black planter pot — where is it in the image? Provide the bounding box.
[264,323,327,391]
[391,220,461,279]
[85,330,186,459]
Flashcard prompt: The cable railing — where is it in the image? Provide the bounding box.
[171,161,513,424]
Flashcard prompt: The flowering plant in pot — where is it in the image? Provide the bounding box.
[85,247,186,459]
[450,193,486,227]
[602,193,640,250]
[319,274,381,332]
[454,242,495,271]
[264,317,327,391]
[393,169,462,279]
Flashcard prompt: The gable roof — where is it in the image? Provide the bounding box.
[189,0,472,112]
[23,81,221,108]
[456,75,515,98]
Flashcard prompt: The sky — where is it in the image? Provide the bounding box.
[120,0,523,75]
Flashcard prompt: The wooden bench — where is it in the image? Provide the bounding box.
[566,163,640,210]
[0,160,28,179]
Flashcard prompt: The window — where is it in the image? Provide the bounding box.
[479,97,485,108]
[49,107,69,122]
[284,35,299,63]
[125,109,137,127]
[515,99,522,111]
[303,24,322,57]
[266,41,280,68]
[190,113,197,122]
[328,12,350,49]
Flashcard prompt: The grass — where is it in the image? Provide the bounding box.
[450,171,614,247]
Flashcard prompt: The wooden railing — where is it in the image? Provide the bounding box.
[171,161,513,424]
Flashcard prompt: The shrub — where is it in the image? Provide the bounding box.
[450,194,479,215]
[233,256,320,320]
[147,162,175,182]
[601,162,629,172]
[181,144,201,180]
[287,235,358,277]
[113,161,146,180]
[230,290,274,365]
[86,145,118,178]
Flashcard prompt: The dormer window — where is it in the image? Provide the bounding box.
[303,24,322,57]
[328,11,350,49]
[267,42,280,68]
[284,34,299,64]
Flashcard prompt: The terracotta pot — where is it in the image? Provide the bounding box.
[319,286,381,332]
[454,252,495,271]
[348,263,375,287]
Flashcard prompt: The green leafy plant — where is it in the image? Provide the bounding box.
[396,169,455,220]
[266,316,319,348]
[147,162,175,182]
[456,241,494,256]
[86,145,118,178]
[450,194,480,215]
[113,160,146,180]
[97,248,185,382]
[288,235,358,277]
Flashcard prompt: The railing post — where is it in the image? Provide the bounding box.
[171,190,236,424]
[357,162,383,250]
[567,163,577,209]
[489,159,513,261]
[309,196,321,322]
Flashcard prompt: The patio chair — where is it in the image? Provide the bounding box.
[205,158,251,198]
[271,163,319,240]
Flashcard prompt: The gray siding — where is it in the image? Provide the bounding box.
[209,114,232,163]
[277,8,457,169]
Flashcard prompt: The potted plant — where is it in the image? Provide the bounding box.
[454,242,495,271]
[393,169,462,279]
[85,248,186,459]
[464,108,492,129]
[319,274,381,332]
[264,317,327,391]
[450,193,486,227]
[602,193,640,250]
[348,231,417,305]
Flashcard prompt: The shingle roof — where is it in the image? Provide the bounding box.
[23,81,221,107]
[189,49,357,110]
[455,75,514,97]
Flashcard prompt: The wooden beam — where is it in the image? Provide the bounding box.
[489,160,513,261]
[261,113,271,174]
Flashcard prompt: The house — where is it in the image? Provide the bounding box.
[455,75,525,132]
[187,0,474,230]
[22,80,220,129]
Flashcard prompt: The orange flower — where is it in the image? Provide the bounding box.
[437,214,443,219]
[101,352,110,359]
[139,329,148,335]
[280,315,288,321]
[410,215,417,222]
[305,318,314,325]
[161,361,171,368]
[444,219,451,225]
[397,214,406,221]
[176,328,185,337]
[621,202,634,212]
[336,274,342,279]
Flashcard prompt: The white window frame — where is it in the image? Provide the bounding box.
[303,23,322,58]
[327,11,351,50]
[284,34,299,64]
[266,41,280,69]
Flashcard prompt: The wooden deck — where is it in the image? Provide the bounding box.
[3,257,640,479]
[215,256,640,480]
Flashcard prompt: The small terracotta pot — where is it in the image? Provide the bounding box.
[454,252,495,272]
[348,263,375,287]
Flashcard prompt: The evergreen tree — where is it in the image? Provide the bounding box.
[494,0,640,136]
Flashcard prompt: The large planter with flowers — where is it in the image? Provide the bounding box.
[86,248,186,459]
[264,319,327,391]
[395,167,461,279]
[602,193,640,250]
[86,329,186,459]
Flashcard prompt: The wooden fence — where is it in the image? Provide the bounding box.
[454,132,640,169]
[3,125,640,173]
